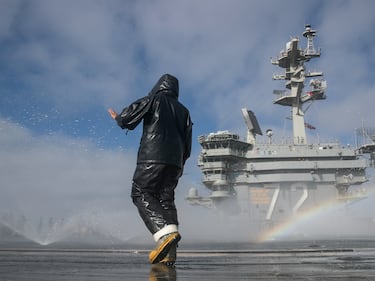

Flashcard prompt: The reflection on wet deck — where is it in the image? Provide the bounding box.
[1,245,375,280]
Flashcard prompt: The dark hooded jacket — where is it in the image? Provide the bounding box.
[115,74,192,168]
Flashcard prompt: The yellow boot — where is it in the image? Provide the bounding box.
[160,243,177,267]
[149,232,181,264]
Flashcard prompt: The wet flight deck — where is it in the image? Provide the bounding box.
[1,240,375,280]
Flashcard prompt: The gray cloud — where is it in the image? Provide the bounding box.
[0,118,136,216]
[2,0,374,134]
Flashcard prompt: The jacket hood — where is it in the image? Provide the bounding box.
[149,74,179,98]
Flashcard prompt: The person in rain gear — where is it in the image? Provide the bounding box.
[108,74,192,266]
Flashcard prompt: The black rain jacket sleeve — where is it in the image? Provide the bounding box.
[115,96,151,130]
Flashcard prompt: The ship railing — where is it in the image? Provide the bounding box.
[248,143,365,157]
[201,148,247,158]
[253,137,343,146]
[202,174,227,183]
[200,162,227,169]
[245,158,368,171]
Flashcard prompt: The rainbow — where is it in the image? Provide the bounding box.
[257,185,375,242]
[257,198,349,242]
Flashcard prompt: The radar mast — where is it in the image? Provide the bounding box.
[271,24,325,145]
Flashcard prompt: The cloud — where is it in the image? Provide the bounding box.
[0,118,137,217]
[2,0,375,138]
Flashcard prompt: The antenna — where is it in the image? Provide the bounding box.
[303,24,320,57]
[266,129,273,144]
[241,108,262,144]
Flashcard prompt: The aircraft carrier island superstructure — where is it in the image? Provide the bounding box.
[186,25,375,225]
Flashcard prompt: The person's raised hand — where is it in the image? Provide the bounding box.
[108,108,118,120]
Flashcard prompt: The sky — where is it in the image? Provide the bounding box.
[1,0,375,243]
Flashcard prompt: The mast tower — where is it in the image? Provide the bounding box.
[271,24,324,145]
